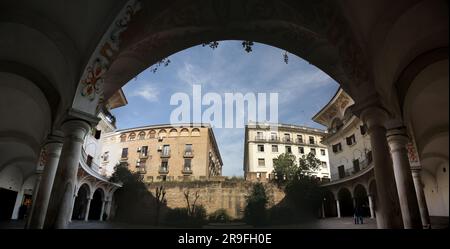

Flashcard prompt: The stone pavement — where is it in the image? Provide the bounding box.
[1,216,447,229]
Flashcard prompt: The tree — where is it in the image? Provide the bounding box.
[244,183,268,226]
[154,186,166,225]
[270,152,324,222]
[272,153,298,185]
[297,152,321,176]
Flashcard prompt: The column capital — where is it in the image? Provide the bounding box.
[360,105,390,130]
[387,127,410,151]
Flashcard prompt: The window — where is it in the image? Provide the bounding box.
[353,159,360,172]
[86,155,93,167]
[141,146,148,157]
[258,158,265,167]
[285,146,292,153]
[271,145,278,152]
[256,132,263,139]
[270,132,277,141]
[121,148,128,158]
[185,144,193,156]
[284,133,291,142]
[346,134,356,145]
[309,136,315,144]
[180,128,189,136]
[297,135,303,143]
[338,165,345,179]
[120,134,126,142]
[161,159,168,171]
[162,145,170,156]
[332,143,342,153]
[321,161,327,168]
[94,129,101,139]
[257,144,264,152]
[298,147,304,154]
[320,149,326,156]
[310,148,316,155]
[148,130,156,138]
[129,133,136,141]
[184,159,192,171]
[360,124,368,135]
[191,128,200,136]
[103,151,109,162]
[138,132,145,140]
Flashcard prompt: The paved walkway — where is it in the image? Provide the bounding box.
[1,216,447,229]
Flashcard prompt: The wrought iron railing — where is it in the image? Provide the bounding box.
[330,153,373,181]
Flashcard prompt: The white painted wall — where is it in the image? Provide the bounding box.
[422,163,449,217]
[0,166,23,192]
[325,118,372,180]
[246,128,330,178]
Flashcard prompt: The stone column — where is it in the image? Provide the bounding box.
[44,114,95,229]
[322,201,325,218]
[336,199,341,218]
[11,188,24,219]
[99,200,106,221]
[387,127,422,229]
[84,197,92,221]
[68,194,77,222]
[360,106,403,228]
[368,195,375,219]
[25,171,42,228]
[411,167,431,228]
[28,136,63,229]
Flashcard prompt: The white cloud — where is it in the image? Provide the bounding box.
[130,84,160,102]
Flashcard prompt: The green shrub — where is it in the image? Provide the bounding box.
[209,209,231,223]
[244,183,268,226]
[164,205,207,227]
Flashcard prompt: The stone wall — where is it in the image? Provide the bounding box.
[146,180,285,219]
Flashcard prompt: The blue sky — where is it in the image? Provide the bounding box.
[110,41,339,176]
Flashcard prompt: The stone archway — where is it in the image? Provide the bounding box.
[71,184,90,221]
[337,188,353,217]
[88,188,105,220]
[70,0,373,116]
[323,190,337,217]
[353,184,369,217]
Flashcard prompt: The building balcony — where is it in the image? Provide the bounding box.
[120,156,128,162]
[183,150,194,158]
[327,153,373,183]
[158,167,169,174]
[182,167,193,175]
[255,136,265,141]
[139,153,149,159]
[137,166,146,174]
[160,152,170,158]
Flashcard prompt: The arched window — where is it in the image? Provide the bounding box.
[169,128,178,137]
[148,130,156,139]
[180,128,189,136]
[128,133,136,141]
[191,128,200,136]
[120,134,126,142]
[158,129,167,138]
[138,131,146,140]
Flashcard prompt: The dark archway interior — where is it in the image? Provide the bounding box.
[323,190,337,217]
[88,189,104,220]
[0,188,17,220]
[338,188,353,217]
[369,181,377,215]
[354,185,369,217]
[72,185,89,220]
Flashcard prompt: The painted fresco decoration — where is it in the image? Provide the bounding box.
[37,147,47,172]
[73,0,142,115]
[407,142,420,167]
